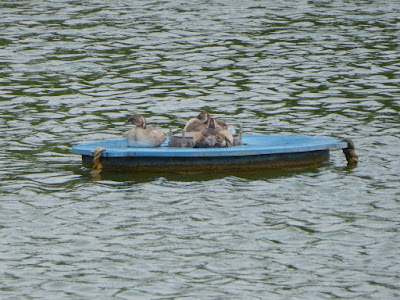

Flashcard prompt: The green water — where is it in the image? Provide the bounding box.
[1,1,399,299]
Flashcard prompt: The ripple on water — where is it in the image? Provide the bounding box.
[0,0,400,299]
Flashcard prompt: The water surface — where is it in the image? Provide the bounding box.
[1,1,399,299]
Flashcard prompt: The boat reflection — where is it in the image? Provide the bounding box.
[76,163,329,183]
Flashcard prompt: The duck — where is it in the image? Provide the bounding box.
[184,111,236,135]
[193,118,234,148]
[124,114,166,147]
[184,111,211,132]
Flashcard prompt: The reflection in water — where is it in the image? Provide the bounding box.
[0,0,399,298]
[80,164,327,184]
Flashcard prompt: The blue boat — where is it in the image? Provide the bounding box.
[72,135,348,172]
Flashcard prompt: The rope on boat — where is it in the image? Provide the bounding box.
[91,147,106,177]
[341,138,358,166]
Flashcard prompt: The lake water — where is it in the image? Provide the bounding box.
[1,0,399,299]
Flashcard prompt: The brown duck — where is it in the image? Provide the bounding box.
[184,111,236,135]
[124,114,166,147]
[193,118,234,148]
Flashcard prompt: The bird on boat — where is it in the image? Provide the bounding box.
[184,111,211,132]
[124,114,166,147]
[193,117,234,148]
[184,111,236,135]
[341,138,358,166]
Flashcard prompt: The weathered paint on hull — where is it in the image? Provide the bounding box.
[82,150,330,172]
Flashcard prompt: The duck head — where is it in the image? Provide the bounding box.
[124,114,147,128]
[206,117,218,129]
[197,111,211,123]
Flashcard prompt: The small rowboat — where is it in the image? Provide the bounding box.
[72,134,350,172]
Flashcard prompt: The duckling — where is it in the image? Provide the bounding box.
[184,111,211,132]
[184,111,236,134]
[193,118,234,148]
[124,114,166,147]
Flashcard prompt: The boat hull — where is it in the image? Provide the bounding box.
[81,149,330,172]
